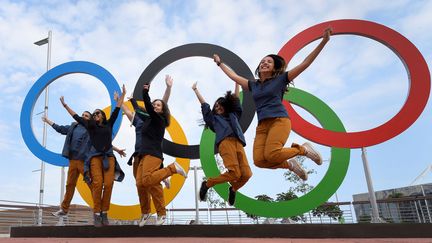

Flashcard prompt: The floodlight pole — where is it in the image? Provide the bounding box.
[34,30,52,226]
[193,166,201,224]
[361,147,386,223]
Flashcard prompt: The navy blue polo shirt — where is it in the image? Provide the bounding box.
[201,101,246,147]
[248,72,290,122]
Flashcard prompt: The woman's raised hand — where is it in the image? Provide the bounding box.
[213,54,221,65]
[323,27,332,42]
[165,75,173,87]
[143,84,150,91]
[60,96,66,106]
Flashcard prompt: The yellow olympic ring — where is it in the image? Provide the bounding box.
[76,100,190,220]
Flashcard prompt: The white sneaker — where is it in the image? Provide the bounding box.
[138,214,151,227]
[52,209,67,217]
[174,162,187,178]
[288,158,308,181]
[155,215,166,226]
[163,178,171,189]
[302,142,323,165]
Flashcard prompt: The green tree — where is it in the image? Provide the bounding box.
[246,156,344,223]
[285,156,344,222]
[283,156,315,194]
[387,192,404,198]
[276,191,306,222]
[312,203,343,221]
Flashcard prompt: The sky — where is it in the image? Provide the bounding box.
[1,0,432,217]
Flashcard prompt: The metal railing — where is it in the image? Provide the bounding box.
[0,199,354,234]
[2,197,431,235]
[353,196,432,223]
[0,200,94,234]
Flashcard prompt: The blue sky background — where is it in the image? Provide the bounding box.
[0,0,431,212]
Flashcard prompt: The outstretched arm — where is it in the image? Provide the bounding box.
[60,96,77,117]
[107,85,126,127]
[162,75,173,104]
[60,96,86,127]
[116,92,133,122]
[192,82,206,104]
[287,27,332,81]
[41,116,54,126]
[42,116,70,135]
[129,97,141,111]
[115,84,126,108]
[142,84,158,118]
[234,82,240,98]
[213,54,249,90]
[113,146,126,158]
[121,102,134,122]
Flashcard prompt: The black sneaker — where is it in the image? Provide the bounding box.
[101,212,109,226]
[94,213,103,227]
[228,186,236,206]
[199,181,209,201]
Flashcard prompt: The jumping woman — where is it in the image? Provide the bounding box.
[119,76,173,225]
[135,83,187,226]
[213,28,332,180]
[193,82,252,206]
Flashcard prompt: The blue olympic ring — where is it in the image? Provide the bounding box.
[20,61,122,167]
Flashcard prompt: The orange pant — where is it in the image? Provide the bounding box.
[206,138,252,191]
[134,156,166,216]
[61,159,89,213]
[253,117,306,169]
[90,156,115,213]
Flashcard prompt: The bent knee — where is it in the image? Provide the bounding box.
[244,170,253,180]
[253,159,267,168]
[227,168,241,181]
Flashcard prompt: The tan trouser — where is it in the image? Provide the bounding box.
[136,155,176,216]
[134,155,166,216]
[90,156,115,213]
[253,117,306,169]
[61,159,90,213]
[207,138,252,191]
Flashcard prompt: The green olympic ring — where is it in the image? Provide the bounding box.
[200,87,350,217]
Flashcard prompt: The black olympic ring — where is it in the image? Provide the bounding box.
[132,43,255,159]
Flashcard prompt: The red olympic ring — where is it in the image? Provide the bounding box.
[279,19,430,148]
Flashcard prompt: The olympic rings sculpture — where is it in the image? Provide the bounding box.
[20,19,430,220]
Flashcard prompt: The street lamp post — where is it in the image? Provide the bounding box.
[34,30,52,226]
